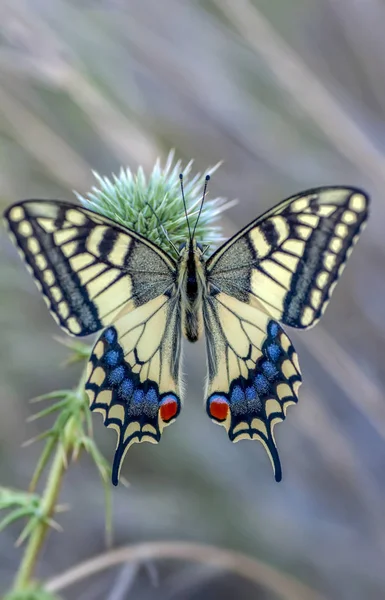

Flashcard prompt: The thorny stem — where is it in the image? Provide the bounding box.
[11,373,86,591]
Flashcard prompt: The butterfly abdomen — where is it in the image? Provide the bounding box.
[182,308,202,342]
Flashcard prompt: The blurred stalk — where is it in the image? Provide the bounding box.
[11,422,71,590]
[4,351,113,596]
[215,0,385,192]
[10,369,85,591]
[45,541,327,600]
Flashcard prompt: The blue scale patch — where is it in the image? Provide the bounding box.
[133,389,145,404]
[104,349,120,366]
[108,365,125,385]
[269,321,279,338]
[230,385,248,415]
[127,389,145,417]
[254,373,270,394]
[144,388,159,418]
[145,387,158,406]
[118,378,133,400]
[267,343,281,362]
[245,386,256,401]
[104,327,116,344]
[231,385,245,404]
[262,360,279,381]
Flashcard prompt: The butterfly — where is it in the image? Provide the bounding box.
[4,181,369,485]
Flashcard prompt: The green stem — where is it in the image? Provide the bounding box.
[12,418,75,590]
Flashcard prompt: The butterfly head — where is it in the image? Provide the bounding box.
[178,239,204,256]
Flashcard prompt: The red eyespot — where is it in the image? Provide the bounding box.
[160,396,179,422]
[209,395,229,421]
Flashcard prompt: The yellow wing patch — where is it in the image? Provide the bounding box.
[86,295,182,485]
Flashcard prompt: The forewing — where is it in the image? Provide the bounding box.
[86,294,182,485]
[204,293,301,481]
[4,200,176,336]
[207,187,369,329]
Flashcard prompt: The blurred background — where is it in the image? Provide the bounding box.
[1,0,385,598]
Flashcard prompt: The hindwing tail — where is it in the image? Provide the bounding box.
[204,293,301,480]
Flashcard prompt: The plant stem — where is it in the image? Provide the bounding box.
[12,418,75,590]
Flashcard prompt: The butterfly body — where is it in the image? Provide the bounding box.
[178,239,206,342]
[4,186,369,485]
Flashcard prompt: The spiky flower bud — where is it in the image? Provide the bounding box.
[75,150,233,258]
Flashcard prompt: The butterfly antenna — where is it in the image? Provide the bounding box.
[179,173,192,242]
[192,174,210,240]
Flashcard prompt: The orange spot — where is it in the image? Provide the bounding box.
[160,397,178,422]
[210,399,229,421]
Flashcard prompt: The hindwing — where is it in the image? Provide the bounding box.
[86,294,182,485]
[204,293,301,481]
[206,187,369,329]
[4,200,176,336]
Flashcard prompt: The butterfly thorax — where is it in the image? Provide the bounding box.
[178,239,206,343]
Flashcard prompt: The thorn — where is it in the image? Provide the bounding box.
[22,431,51,447]
[55,503,70,514]
[46,517,63,532]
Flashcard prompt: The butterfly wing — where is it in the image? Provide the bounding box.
[4,200,176,336]
[206,187,369,329]
[86,293,182,485]
[204,293,301,481]
[4,200,181,485]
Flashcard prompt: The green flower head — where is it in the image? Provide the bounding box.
[75,151,234,258]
